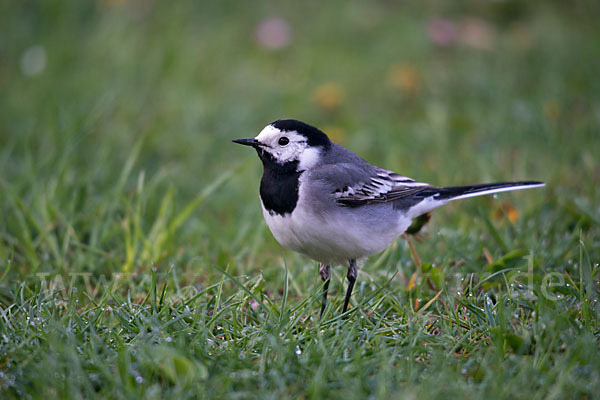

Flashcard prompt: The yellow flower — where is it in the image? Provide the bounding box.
[313,83,344,111]
[493,201,519,223]
[389,64,421,94]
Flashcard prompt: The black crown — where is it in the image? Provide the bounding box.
[271,119,331,148]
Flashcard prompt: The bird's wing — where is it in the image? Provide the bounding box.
[334,168,432,206]
[309,164,431,207]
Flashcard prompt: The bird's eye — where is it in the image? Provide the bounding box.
[278,137,290,146]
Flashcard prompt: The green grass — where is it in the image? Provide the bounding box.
[1,1,599,398]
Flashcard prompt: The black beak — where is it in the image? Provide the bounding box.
[232,138,260,147]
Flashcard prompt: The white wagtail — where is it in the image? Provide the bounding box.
[233,119,544,315]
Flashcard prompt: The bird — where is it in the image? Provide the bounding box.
[233,119,544,316]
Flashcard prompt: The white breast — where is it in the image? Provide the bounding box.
[260,182,413,265]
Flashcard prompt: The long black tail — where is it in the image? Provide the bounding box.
[418,181,545,201]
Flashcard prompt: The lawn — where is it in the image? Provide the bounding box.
[1,1,599,399]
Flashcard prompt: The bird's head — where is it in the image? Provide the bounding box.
[233,119,331,170]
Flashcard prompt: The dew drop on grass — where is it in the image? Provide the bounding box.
[295,346,302,356]
[135,376,144,384]
[165,336,172,343]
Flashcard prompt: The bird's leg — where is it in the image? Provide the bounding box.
[319,263,331,316]
[403,231,438,291]
[402,233,422,270]
[404,212,431,272]
[342,259,357,314]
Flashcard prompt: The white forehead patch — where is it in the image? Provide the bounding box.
[255,125,281,142]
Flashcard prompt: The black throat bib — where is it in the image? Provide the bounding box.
[257,149,302,216]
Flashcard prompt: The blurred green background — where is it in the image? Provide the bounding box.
[1,1,599,398]
[2,0,598,277]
